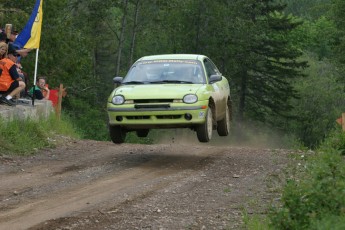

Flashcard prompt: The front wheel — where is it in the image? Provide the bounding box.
[217,103,231,136]
[109,125,126,144]
[196,108,213,142]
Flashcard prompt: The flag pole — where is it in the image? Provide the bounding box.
[32,48,39,106]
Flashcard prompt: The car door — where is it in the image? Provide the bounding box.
[203,58,227,119]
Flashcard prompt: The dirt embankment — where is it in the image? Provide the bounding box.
[0,137,291,230]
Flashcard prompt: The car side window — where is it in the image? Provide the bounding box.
[203,59,219,79]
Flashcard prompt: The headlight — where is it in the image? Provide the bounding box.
[183,94,198,104]
[112,95,125,105]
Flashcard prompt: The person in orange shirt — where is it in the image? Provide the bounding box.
[0,43,26,106]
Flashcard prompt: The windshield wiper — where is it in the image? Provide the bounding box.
[122,81,147,85]
[150,80,194,84]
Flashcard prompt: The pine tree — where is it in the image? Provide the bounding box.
[231,0,308,122]
[331,0,345,84]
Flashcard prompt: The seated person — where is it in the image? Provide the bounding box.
[29,77,50,100]
[0,31,6,43]
[0,43,26,106]
[0,42,7,59]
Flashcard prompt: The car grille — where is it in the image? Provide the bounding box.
[125,114,182,120]
[134,104,170,109]
[156,115,181,119]
[126,115,150,120]
[133,99,173,103]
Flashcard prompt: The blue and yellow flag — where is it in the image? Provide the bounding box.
[14,0,43,49]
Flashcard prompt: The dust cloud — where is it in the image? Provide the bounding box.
[152,125,294,149]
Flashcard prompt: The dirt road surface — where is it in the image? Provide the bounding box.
[0,136,291,230]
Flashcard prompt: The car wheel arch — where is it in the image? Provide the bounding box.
[208,97,216,128]
[227,96,233,121]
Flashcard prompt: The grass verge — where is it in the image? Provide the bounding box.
[0,114,79,156]
[244,127,345,229]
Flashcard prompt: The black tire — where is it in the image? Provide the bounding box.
[109,125,126,144]
[136,129,149,137]
[217,103,230,136]
[196,108,213,142]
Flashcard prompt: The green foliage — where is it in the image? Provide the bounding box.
[330,0,345,84]
[282,0,332,20]
[319,128,345,155]
[287,53,345,148]
[64,97,108,141]
[0,115,78,155]
[331,0,345,29]
[287,17,337,59]
[310,215,345,230]
[269,129,345,229]
[0,0,33,31]
[2,0,344,146]
[228,1,308,122]
[16,0,110,142]
[309,17,338,59]
[243,212,271,230]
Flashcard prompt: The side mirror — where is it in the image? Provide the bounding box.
[209,74,222,84]
[113,76,123,88]
[113,76,123,84]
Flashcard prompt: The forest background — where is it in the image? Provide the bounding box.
[1,0,344,149]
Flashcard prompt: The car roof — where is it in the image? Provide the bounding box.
[138,54,207,62]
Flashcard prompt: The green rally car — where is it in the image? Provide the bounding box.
[107,54,232,143]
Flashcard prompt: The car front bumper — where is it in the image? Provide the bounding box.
[107,102,208,129]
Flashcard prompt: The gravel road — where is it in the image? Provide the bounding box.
[0,136,291,230]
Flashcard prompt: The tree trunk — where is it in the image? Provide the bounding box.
[194,1,203,53]
[116,0,129,76]
[238,70,247,123]
[129,0,140,66]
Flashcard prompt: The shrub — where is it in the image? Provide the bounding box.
[319,127,345,155]
[269,128,345,229]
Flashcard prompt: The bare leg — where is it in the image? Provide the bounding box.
[8,81,26,98]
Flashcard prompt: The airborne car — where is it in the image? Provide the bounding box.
[107,54,232,143]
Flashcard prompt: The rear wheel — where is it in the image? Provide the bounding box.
[136,129,149,137]
[196,108,213,142]
[109,125,126,144]
[217,103,230,136]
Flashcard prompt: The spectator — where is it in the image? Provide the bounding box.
[15,63,28,97]
[0,26,31,57]
[16,48,31,58]
[9,31,18,43]
[0,42,7,59]
[0,31,6,43]
[0,43,26,106]
[29,77,50,100]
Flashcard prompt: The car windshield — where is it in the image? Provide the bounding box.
[122,59,206,84]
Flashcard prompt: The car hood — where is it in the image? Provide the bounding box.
[113,84,205,99]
